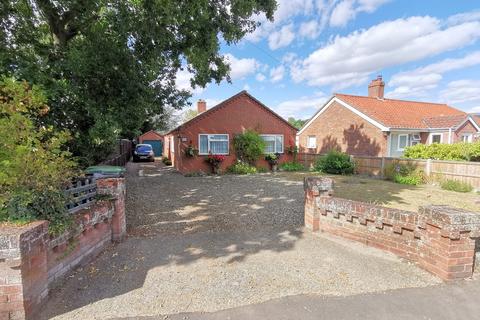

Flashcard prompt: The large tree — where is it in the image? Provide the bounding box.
[1,0,277,165]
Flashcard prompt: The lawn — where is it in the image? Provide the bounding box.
[278,172,480,212]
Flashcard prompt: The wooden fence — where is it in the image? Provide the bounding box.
[102,139,132,166]
[64,178,97,214]
[297,153,480,190]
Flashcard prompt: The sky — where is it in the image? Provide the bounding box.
[176,0,480,121]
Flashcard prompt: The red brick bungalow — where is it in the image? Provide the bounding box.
[163,91,298,174]
[298,76,480,157]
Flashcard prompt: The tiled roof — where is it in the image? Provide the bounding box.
[422,114,468,129]
[166,90,297,134]
[335,93,466,129]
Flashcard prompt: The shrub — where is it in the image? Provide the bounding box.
[314,151,354,175]
[393,174,422,185]
[280,161,305,171]
[162,157,172,165]
[385,162,424,185]
[265,153,279,164]
[403,142,480,161]
[227,161,257,174]
[0,78,76,233]
[440,179,473,193]
[233,130,266,166]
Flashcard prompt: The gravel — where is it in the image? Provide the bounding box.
[40,162,441,320]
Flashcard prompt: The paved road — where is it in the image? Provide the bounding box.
[40,162,442,319]
[122,278,480,320]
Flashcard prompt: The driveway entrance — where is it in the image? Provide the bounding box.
[40,162,440,319]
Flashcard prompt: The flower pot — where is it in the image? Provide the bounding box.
[270,163,278,172]
[212,166,220,174]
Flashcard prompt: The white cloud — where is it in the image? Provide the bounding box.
[175,69,205,95]
[440,79,480,106]
[387,51,480,99]
[255,73,266,82]
[270,65,285,83]
[299,20,320,39]
[447,10,480,26]
[275,92,328,118]
[243,84,251,91]
[292,16,480,89]
[224,53,259,80]
[330,0,389,27]
[268,23,295,50]
[330,0,356,27]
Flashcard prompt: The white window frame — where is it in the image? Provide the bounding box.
[307,135,317,149]
[260,134,284,154]
[397,134,409,151]
[430,133,442,144]
[198,134,229,155]
[461,134,473,143]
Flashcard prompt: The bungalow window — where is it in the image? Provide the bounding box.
[461,134,473,143]
[431,133,442,144]
[199,134,229,155]
[397,134,408,151]
[307,136,317,149]
[260,135,284,153]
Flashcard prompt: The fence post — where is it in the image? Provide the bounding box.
[381,157,385,178]
[426,159,432,177]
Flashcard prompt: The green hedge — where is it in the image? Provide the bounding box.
[314,151,355,175]
[403,142,480,161]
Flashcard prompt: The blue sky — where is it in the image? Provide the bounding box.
[176,0,480,121]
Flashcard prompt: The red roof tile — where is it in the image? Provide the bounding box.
[335,93,466,129]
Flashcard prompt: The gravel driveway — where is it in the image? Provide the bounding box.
[40,162,440,319]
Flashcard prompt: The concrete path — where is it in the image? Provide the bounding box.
[120,278,480,320]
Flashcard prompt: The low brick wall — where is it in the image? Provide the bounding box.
[0,178,126,320]
[304,177,480,281]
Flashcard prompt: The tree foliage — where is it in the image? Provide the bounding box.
[0,77,76,231]
[288,117,307,129]
[1,0,277,165]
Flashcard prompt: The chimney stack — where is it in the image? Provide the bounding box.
[368,75,385,99]
[197,99,207,113]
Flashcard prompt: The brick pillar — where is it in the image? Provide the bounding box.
[0,221,49,320]
[304,177,334,231]
[96,178,127,242]
[417,205,480,281]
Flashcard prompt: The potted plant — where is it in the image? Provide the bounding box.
[265,153,280,172]
[205,154,226,174]
[185,143,198,158]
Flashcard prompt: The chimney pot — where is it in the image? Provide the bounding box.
[197,99,207,113]
[368,75,385,99]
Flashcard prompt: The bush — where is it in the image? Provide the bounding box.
[385,162,424,185]
[393,174,422,185]
[403,142,480,161]
[280,161,305,171]
[440,179,473,193]
[0,78,76,233]
[227,161,257,174]
[233,130,266,166]
[162,157,172,165]
[314,151,355,175]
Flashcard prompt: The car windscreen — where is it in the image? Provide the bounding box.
[136,145,152,153]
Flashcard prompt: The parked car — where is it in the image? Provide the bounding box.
[133,144,155,162]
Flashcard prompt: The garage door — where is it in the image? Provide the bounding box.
[143,140,163,156]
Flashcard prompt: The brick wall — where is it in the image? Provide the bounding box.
[0,178,126,320]
[298,101,388,156]
[304,177,480,281]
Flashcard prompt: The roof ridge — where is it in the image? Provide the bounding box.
[335,93,451,106]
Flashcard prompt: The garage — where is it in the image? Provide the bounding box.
[138,130,164,157]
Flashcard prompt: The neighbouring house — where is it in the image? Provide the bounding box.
[163,91,298,174]
[298,76,480,157]
[138,130,164,156]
